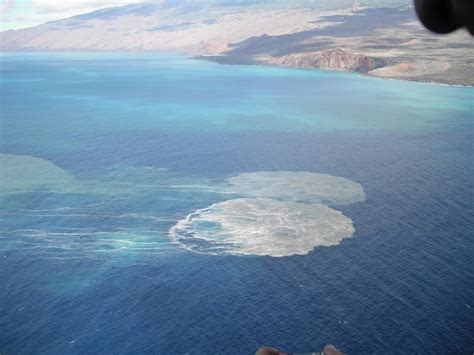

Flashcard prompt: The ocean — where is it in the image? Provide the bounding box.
[0,52,473,354]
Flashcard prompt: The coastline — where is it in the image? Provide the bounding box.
[196,54,474,88]
[1,49,472,87]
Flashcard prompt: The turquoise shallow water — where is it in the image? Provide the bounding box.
[0,53,473,353]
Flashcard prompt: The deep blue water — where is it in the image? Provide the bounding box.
[0,53,473,354]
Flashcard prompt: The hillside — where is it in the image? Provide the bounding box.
[1,0,473,85]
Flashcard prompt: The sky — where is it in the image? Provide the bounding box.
[0,0,144,30]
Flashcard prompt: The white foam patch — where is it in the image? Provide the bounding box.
[170,198,355,257]
[224,171,365,205]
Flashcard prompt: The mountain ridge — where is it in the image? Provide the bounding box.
[1,1,473,85]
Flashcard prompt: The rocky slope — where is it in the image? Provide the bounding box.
[265,48,386,73]
[1,1,473,85]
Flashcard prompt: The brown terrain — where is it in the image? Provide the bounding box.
[198,7,474,85]
[264,48,386,73]
[1,2,473,85]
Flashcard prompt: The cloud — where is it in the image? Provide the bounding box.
[1,0,145,30]
[30,0,144,13]
[1,0,16,13]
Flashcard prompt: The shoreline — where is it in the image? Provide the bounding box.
[196,54,474,88]
[1,49,472,88]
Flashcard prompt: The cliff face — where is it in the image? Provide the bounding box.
[1,3,473,85]
[318,48,386,73]
[265,48,386,74]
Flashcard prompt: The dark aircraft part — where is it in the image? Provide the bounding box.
[414,0,474,34]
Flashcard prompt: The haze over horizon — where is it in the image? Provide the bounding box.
[1,0,144,30]
[1,0,411,31]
